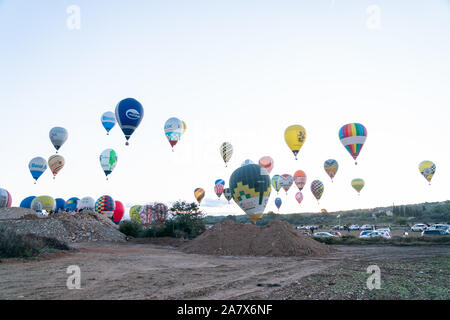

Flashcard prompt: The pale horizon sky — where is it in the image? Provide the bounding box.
[0,1,449,219]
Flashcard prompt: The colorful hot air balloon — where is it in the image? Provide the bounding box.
[49,127,68,153]
[229,162,271,224]
[55,198,66,212]
[271,175,282,194]
[99,149,118,179]
[351,178,365,195]
[153,203,169,225]
[295,192,304,205]
[311,180,324,203]
[339,123,367,165]
[0,188,12,208]
[115,98,144,146]
[48,155,65,179]
[139,204,154,226]
[65,197,80,211]
[101,111,116,135]
[279,174,294,195]
[324,159,339,182]
[31,196,56,212]
[293,170,307,191]
[220,142,233,167]
[214,184,224,199]
[194,188,205,204]
[29,157,47,184]
[215,179,225,186]
[95,195,115,218]
[20,196,36,209]
[129,205,142,223]
[112,201,125,224]
[164,117,183,151]
[275,197,282,211]
[419,161,436,185]
[259,156,274,174]
[77,197,95,211]
[284,125,307,160]
[223,188,232,203]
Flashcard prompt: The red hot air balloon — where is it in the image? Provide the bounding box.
[113,201,125,224]
[153,203,169,225]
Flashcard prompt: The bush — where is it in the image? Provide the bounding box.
[119,220,142,237]
[0,227,69,258]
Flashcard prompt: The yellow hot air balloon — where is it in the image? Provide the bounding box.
[48,155,65,179]
[31,196,56,212]
[182,120,187,134]
[351,178,365,195]
[284,125,306,160]
[419,161,436,185]
[194,188,205,204]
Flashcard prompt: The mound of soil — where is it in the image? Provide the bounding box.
[181,220,336,257]
[0,208,126,244]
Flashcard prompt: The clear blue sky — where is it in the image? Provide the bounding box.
[0,1,449,218]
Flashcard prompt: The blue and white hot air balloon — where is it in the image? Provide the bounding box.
[28,157,47,184]
[49,127,68,153]
[115,98,144,145]
[101,111,116,135]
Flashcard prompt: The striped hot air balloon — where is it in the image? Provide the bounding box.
[339,123,367,165]
[194,188,205,205]
[324,159,339,182]
[351,178,365,195]
[220,142,233,167]
[293,170,307,191]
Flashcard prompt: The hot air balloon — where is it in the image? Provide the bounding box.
[112,201,125,224]
[293,170,307,191]
[48,154,65,179]
[65,197,80,211]
[295,192,304,205]
[55,198,66,212]
[214,184,224,199]
[351,178,365,195]
[49,127,68,153]
[215,179,225,186]
[153,203,169,225]
[28,157,47,184]
[95,195,115,218]
[194,188,205,205]
[271,175,282,194]
[77,197,95,211]
[182,120,187,135]
[324,159,339,182]
[279,174,294,195]
[311,180,324,203]
[284,125,306,160]
[20,196,36,209]
[31,196,56,212]
[129,205,142,223]
[339,123,367,165]
[139,204,154,227]
[220,142,233,167]
[101,111,116,135]
[223,188,232,203]
[99,149,118,180]
[229,162,271,224]
[0,188,12,208]
[259,156,274,174]
[275,197,282,211]
[115,98,144,146]
[164,117,183,151]
[419,161,436,185]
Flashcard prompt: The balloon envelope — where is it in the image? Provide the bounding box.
[20,196,36,209]
[351,178,365,194]
[113,201,125,223]
[279,174,294,194]
[49,127,68,152]
[293,170,307,191]
[164,117,183,148]
[153,203,169,224]
[295,192,304,204]
[194,188,205,204]
[139,204,154,226]
[229,163,271,224]
[31,196,56,212]
[419,161,436,184]
[284,125,306,160]
[65,197,80,211]
[55,198,66,211]
[311,180,324,201]
[220,142,233,166]
[324,159,339,181]
[339,123,367,163]
[48,155,65,178]
[95,195,115,218]
[78,197,95,211]
[223,188,232,203]
[129,205,142,223]
[214,184,224,199]
[101,111,116,134]
[275,197,282,210]
[99,149,118,177]
[0,188,12,208]
[115,98,144,145]
[271,175,282,193]
[29,157,47,182]
[259,156,274,174]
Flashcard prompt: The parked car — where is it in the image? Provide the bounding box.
[313,232,336,238]
[422,229,448,236]
[361,224,373,230]
[412,224,428,232]
[376,228,391,233]
[360,230,391,239]
[349,224,360,230]
[359,230,373,238]
[428,224,450,233]
[330,231,342,237]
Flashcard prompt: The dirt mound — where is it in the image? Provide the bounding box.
[181,220,336,257]
[0,208,126,244]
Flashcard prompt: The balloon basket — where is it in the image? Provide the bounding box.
[125,142,129,146]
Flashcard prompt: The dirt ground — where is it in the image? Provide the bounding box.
[0,241,448,300]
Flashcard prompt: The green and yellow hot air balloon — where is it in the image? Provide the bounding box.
[419,161,436,185]
[351,178,365,195]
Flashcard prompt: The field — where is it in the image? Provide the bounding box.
[0,240,448,300]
